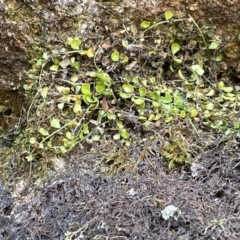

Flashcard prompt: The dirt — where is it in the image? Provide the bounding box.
[1,1,240,239]
[1,138,240,239]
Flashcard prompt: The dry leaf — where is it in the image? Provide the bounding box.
[59,58,70,68]
[102,40,111,49]
[101,98,109,112]
[125,61,138,71]
[130,24,138,36]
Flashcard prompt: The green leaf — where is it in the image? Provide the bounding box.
[62,87,70,95]
[71,75,79,82]
[122,83,134,93]
[42,52,49,60]
[189,72,198,81]
[214,53,223,62]
[173,58,182,64]
[87,48,94,58]
[148,113,155,121]
[47,141,52,147]
[96,82,106,94]
[70,57,75,66]
[234,122,240,129]
[149,92,159,101]
[113,133,121,140]
[82,123,89,134]
[139,87,147,97]
[81,83,91,94]
[97,110,105,123]
[66,132,73,140]
[120,128,130,139]
[191,65,204,75]
[180,110,186,118]
[174,95,184,108]
[206,102,214,110]
[107,111,116,120]
[178,69,186,80]
[40,86,48,99]
[68,38,82,50]
[131,97,144,105]
[162,94,172,103]
[60,146,67,153]
[53,59,59,65]
[78,50,87,55]
[165,116,173,123]
[117,120,124,130]
[121,55,129,64]
[190,109,198,117]
[132,76,139,84]
[50,118,61,128]
[73,104,81,113]
[152,101,161,107]
[206,89,215,96]
[218,81,225,90]
[58,103,64,109]
[97,71,112,86]
[50,64,59,71]
[88,71,97,77]
[153,114,161,120]
[119,91,132,99]
[92,135,100,141]
[208,41,219,49]
[111,51,120,62]
[165,11,174,20]
[222,86,233,93]
[171,43,180,55]
[138,116,147,121]
[83,93,92,104]
[122,39,128,48]
[29,137,37,144]
[140,20,151,28]
[74,62,80,69]
[23,84,32,90]
[26,154,33,162]
[39,127,49,136]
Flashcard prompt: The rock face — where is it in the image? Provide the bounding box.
[1,0,240,91]
[0,0,98,91]
[0,3,29,90]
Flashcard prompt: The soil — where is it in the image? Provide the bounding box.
[1,1,240,240]
[1,139,240,239]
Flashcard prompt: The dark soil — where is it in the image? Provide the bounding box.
[1,138,240,240]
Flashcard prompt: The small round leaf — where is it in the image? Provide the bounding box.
[171,43,180,55]
[122,83,134,93]
[165,11,174,20]
[208,41,219,50]
[191,65,204,76]
[39,127,49,136]
[111,51,120,62]
[50,118,61,128]
[190,109,198,117]
[132,97,144,105]
[140,20,151,29]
